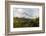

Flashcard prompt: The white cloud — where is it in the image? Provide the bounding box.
[13,8,25,18]
[13,8,39,18]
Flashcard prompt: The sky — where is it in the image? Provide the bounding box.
[13,8,39,19]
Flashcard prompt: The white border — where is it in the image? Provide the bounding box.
[10,5,42,32]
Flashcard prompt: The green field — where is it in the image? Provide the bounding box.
[13,17,39,28]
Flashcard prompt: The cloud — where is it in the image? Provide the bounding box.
[13,8,39,18]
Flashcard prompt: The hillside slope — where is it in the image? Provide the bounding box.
[13,17,39,28]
